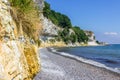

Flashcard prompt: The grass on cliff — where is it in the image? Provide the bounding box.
[24,44,40,79]
[9,0,34,12]
[9,0,42,42]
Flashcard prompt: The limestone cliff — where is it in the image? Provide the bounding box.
[41,15,60,36]
[35,0,59,37]
[38,1,98,47]
[0,0,40,80]
[84,30,98,46]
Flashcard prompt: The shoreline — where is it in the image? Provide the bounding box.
[48,47,120,75]
[34,48,120,80]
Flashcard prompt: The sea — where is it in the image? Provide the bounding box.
[51,44,120,73]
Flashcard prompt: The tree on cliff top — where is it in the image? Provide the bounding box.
[43,1,72,28]
[44,1,88,44]
[72,26,88,43]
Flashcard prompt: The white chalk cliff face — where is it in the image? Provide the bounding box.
[84,31,98,46]
[35,0,61,43]
[0,0,40,80]
[34,0,44,11]
[35,0,60,41]
[41,15,60,36]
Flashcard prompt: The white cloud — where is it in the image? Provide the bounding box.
[104,32,118,36]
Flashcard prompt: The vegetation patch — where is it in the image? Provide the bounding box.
[9,0,41,42]
[43,1,88,44]
[43,1,72,28]
[24,44,40,79]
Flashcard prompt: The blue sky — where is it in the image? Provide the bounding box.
[46,0,120,44]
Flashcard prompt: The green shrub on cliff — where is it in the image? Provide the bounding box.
[43,2,72,28]
[58,27,88,44]
[70,33,77,43]
[43,1,51,18]
[44,1,88,44]
[58,28,70,44]
[9,0,35,13]
[72,26,88,43]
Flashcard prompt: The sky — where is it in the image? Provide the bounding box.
[46,0,120,44]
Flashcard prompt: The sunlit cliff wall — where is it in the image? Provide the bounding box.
[0,0,41,80]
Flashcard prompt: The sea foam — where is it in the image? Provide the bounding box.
[50,48,120,74]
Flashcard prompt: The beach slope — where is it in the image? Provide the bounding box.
[34,48,120,80]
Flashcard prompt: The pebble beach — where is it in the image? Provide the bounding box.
[34,48,120,80]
